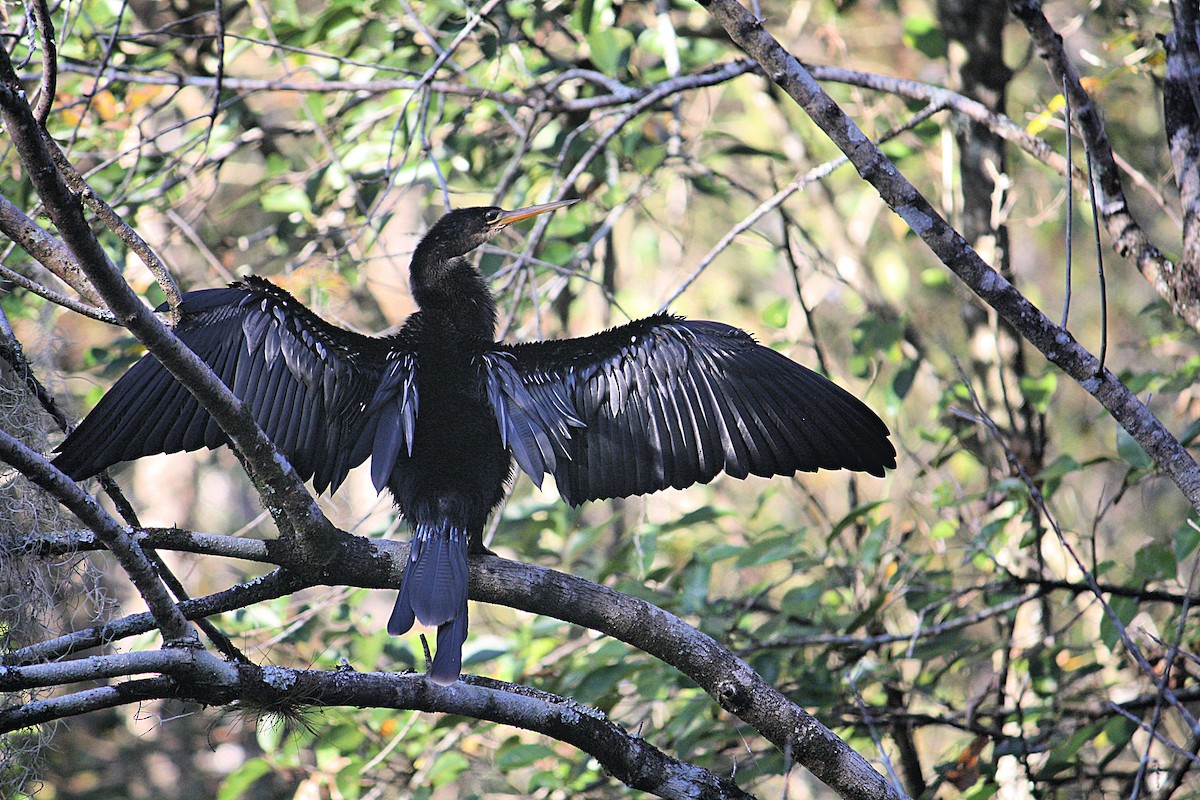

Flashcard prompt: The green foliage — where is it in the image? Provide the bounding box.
[8,0,1199,797]
[902,16,946,60]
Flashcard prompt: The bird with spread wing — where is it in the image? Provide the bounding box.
[55,200,896,684]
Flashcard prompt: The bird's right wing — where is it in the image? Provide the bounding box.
[54,276,404,494]
[481,314,895,506]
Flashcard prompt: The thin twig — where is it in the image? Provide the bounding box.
[660,101,944,311]
[45,142,184,312]
[1082,137,1107,373]
[1061,74,1073,328]
[1008,0,1191,329]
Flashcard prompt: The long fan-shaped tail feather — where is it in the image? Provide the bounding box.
[430,611,469,686]
[387,521,470,684]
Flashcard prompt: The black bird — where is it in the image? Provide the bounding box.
[54,200,896,684]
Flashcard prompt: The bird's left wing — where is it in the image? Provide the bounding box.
[54,276,408,494]
[480,314,895,506]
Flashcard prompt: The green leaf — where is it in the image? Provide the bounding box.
[334,755,365,800]
[1037,455,1083,481]
[962,782,1000,800]
[890,357,919,402]
[903,16,945,59]
[260,184,312,215]
[1116,426,1153,470]
[1134,542,1176,582]
[929,520,956,540]
[1180,416,1200,446]
[575,0,596,34]
[1101,715,1138,750]
[633,527,658,574]
[781,585,822,618]
[880,139,915,161]
[586,27,634,75]
[735,534,798,568]
[852,313,905,358]
[425,752,469,787]
[218,758,273,800]
[574,663,635,705]
[496,742,556,770]
[1176,518,1200,563]
[660,505,730,532]
[1019,373,1057,413]
[761,297,790,329]
[1040,720,1106,776]
[920,268,950,287]
[1099,596,1139,651]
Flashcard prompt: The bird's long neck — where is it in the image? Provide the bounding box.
[410,245,497,341]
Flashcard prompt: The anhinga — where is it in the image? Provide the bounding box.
[54,200,896,684]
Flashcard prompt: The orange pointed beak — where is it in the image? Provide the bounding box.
[494,198,579,227]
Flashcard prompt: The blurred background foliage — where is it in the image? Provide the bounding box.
[3,0,1199,797]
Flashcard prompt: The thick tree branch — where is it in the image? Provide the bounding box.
[5,524,904,800]
[0,652,753,800]
[1162,1,1200,310]
[27,520,1200,796]
[695,0,1200,512]
[469,558,907,800]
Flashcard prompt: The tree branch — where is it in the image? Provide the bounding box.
[695,0,1200,513]
[4,568,304,666]
[1162,0,1200,322]
[5,523,905,800]
[0,653,754,800]
[49,59,755,116]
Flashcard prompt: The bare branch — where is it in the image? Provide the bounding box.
[0,262,113,322]
[696,0,1200,513]
[0,657,754,800]
[5,519,898,799]
[660,100,945,310]
[44,145,183,313]
[1162,1,1200,319]
[51,59,756,115]
[6,569,304,665]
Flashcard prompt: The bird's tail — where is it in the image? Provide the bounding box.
[388,520,469,685]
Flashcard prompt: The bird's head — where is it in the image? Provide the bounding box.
[422,199,579,259]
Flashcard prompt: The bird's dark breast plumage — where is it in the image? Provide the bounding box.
[383,312,513,546]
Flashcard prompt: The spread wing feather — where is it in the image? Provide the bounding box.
[484,314,895,506]
[53,277,415,495]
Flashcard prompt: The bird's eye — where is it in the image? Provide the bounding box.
[483,209,502,223]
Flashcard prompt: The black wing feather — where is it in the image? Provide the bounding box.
[484,314,895,505]
[53,276,408,494]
